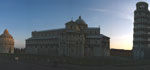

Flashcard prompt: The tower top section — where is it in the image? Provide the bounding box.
[136,2,148,10]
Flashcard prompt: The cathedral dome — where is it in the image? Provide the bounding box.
[75,16,88,29]
[75,16,87,25]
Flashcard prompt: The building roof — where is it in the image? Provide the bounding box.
[26,36,58,40]
[136,1,148,5]
[33,28,65,33]
[65,20,76,25]
[100,34,110,39]
[4,29,9,34]
[86,27,100,30]
[0,29,14,44]
[86,34,110,39]
[33,27,100,33]
[0,29,13,39]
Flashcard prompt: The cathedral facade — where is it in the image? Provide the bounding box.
[0,29,14,53]
[133,2,150,59]
[25,16,110,56]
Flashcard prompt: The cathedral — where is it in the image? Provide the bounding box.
[0,29,14,53]
[25,16,110,56]
[133,2,150,59]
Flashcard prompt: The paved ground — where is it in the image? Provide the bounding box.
[0,58,150,70]
[0,62,150,70]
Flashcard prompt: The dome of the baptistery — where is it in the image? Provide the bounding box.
[0,29,14,44]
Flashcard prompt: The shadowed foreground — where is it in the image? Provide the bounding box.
[0,57,150,70]
[0,54,149,70]
[1,62,150,70]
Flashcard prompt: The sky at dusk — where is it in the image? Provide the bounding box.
[0,0,149,50]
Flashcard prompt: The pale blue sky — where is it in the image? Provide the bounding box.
[0,0,149,50]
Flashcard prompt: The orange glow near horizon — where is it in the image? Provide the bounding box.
[110,34,133,50]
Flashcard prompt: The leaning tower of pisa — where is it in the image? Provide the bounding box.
[133,2,150,59]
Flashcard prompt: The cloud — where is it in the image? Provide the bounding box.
[89,8,134,22]
[90,8,109,12]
